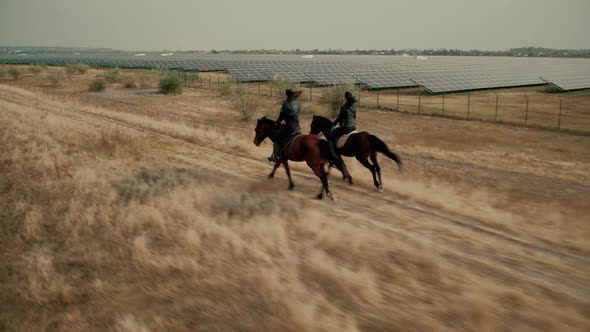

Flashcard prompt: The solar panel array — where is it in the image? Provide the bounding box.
[1,52,589,93]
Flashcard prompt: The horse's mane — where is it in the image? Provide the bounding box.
[313,115,333,125]
[257,117,278,126]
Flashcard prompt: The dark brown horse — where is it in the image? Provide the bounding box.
[254,117,344,200]
[310,115,402,191]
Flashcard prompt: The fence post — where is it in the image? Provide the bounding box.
[377,90,380,108]
[495,95,499,121]
[525,95,529,126]
[358,87,361,107]
[418,93,421,113]
[397,88,400,111]
[558,97,563,129]
[467,94,471,118]
[441,94,445,116]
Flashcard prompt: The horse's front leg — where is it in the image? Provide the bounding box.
[282,160,295,190]
[268,160,281,179]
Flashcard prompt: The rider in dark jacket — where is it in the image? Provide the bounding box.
[329,91,357,143]
[268,89,303,162]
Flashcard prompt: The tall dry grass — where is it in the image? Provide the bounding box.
[1,84,589,331]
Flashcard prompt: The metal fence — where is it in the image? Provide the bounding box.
[171,71,589,134]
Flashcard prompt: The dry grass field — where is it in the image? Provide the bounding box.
[1,65,589,331]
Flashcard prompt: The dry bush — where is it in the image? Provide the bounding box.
[28,64,43,75]
[65,62,89,78]
[88,79,106,92]
[320,83,357,116]
[271,78,298,96]
[46,70,65,87]
[235,92,262,121]
[117,167,208,203]
[8,67,21,80]
[65,62,89,77]
[219,81,233,97]
[104,67,124,83]
[122,76,140,89]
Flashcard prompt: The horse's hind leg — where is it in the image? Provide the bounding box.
[357,155,380,190]
[320,165,336,201]
[370,152,383,191]
[282,160,295,190]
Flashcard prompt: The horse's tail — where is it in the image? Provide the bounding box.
[319,139,340,165]
[368,135,402,169]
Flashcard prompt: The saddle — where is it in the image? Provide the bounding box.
[336,131,358,149]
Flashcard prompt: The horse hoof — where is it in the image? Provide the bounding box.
[289,184,295,191]
[268,174,274,179]
[377,186,383,192]
[327,193,337,201]
[316,194,323,200]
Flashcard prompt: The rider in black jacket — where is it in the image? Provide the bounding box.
[329,91,357,143]
[268,89,303,162]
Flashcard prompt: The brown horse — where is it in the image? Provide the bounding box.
[254,117,344,200]
[310,115,402,191]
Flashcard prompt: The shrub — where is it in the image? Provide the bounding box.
[29,65,43,75]
[47,70,65,87]
[122,76,139,89]
[117,167,208,203]
[219,81,233,96]
[271,78,298,96]
[158,74,182,95]
[9,67,21,80]
[236,93,262,121]
[65,62,89,77]
[104,67,123,83]
[88,79,106,92]
[320,83,357,116]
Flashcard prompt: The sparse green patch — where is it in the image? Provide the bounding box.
[65,62,89,77]
[28,65,43,75]
[8,67,21,80]
[158,74,182,95]
[88,79,106,92]
[104,67,123,83]
[47,70,65,87]
[116,167,207,202]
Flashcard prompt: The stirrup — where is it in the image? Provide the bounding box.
[267,155,279,162]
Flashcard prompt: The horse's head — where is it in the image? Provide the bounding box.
[253,117,277,146]
[310,115,332,136]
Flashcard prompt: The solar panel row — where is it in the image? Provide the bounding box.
[1,53,588,93]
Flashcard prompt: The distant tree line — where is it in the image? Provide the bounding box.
[2,46,589,58]
[223,47,590,58]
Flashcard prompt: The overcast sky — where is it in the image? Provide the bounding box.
[1,0,588,51]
